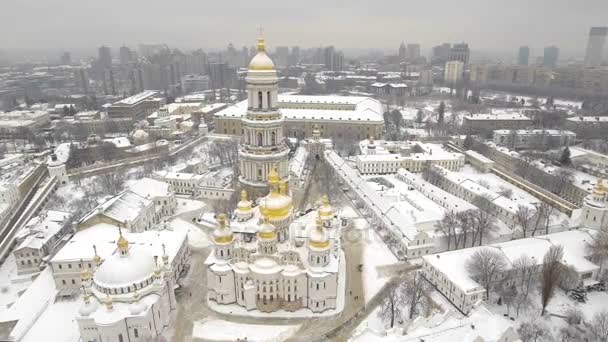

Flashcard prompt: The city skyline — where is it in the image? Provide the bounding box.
[1,0,607,59]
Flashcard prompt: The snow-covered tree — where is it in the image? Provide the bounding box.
[569,281,588,303]
[541,245,565,316]
[466,248,509,300]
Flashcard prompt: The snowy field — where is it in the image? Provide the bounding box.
[354,218,399,304]
[192,319,300,342]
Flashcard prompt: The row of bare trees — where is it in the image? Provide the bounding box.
[515,202,558,238]
[380,272,432,328]
[435,207,497,251]
[466,244,566,318]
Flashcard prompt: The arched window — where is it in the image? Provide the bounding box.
[258,91,263,109]
[118,334,124,342]
[257,132,263,146]
[267,91,272,108]
[271,132,276,145]
[134,329,139,338]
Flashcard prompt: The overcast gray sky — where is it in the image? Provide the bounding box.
[1,0,607,58]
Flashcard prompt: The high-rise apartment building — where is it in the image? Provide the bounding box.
[448,43,470,64]
[584,27,608,68]
[543,46,559,67]
[444,61,465,84]
[517,46,530,66]
[407,44,421,61]
[399,42,406,61]
[98,45,112,70]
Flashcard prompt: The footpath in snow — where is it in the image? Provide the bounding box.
[192,319,300,341]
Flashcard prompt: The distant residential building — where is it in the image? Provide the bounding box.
[407,43,421,61]
[323,46,344,71]
[432,43,451,65]
[448,43,470,64]
[97,45,112,70]
[543,46,559,67]
[517,46,530,66]
[585,27,608,68]
[565,116,608,139]
[369,82,408,96]
[469,63,488,84]
[74,67,89,94]
[398,42,406,61]
[275,46,289,67]
[106,90,164,121]
[119,46,132,65]
[493,129,576,149]
[60,52,71,65]
[462,111,533,134]
[0,110,51,138]
[419,69,434,86]
[181,74,210,94]
[444,61,464,84]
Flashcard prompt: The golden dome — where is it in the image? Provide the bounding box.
[237,190,252,211]
[259,167,293,220]
[213,213,234,244]
[258,216,277,240]
[117,229,129,252]
[80,267,91,281]
[309,214,330,249]
[248,37,275,71]
[319,194,333,220]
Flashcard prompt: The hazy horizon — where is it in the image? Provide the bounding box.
[1,0,607,60]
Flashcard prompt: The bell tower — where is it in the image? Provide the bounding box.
[238,35,290,195]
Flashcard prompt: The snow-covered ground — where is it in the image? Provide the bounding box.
[167,217,211,249]
[0,253,33,310]
[192,319,300,342]
[355,219,399,304]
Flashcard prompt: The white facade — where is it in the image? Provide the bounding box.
[47,153,69,185]
[444,61,464,84]
[492,129,577,149]
[13,210,71,274]
[78,191,159,233]
[238,37,290,192]
[421,230,599,314]
[581,179,608,230]
[128,177,177,217]
[50,223,190,296]
[76,230,181,342]
[356,138,464,174]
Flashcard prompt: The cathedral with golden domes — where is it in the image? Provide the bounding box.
[204,36,345,314]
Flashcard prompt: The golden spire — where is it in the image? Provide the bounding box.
[279,179,288,195]
[116,228,129,253]
[316,213,323,228]
[309,213,330,249]
[93,245,102,266]
[268,167,279,184]
[241,190,248,202]
[256,26,265,52]
[217,213,227,228]
[162,244,169,265]
[321,194,330,206]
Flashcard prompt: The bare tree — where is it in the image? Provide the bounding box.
[435,211,457,251]
[403,272,432,319]
[97,172,125,196]
[517,320,554,342]
[380,283,407,328]
[540,245,564,316]
[587,311,608,342]
[512,255,535,317]
[471,208,497,246]
[497,281,517,316]
[587,230,608,279]
[516,205,536,238]
[466,248,509,300]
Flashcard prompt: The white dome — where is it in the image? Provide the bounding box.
[249,52,275,71]
[78,299,98,317]
[94,251,156,289]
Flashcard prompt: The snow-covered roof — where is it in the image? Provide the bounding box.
[51,222,187,263]
[114,91,160,106]
[215,95,384,123]
[15,210,70,251]
[79,191,153,226]
[103,137,131,148]
[566,116,608,123]
[128,177,172,199]
[325,150,418,241]
[423,229,599,293]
